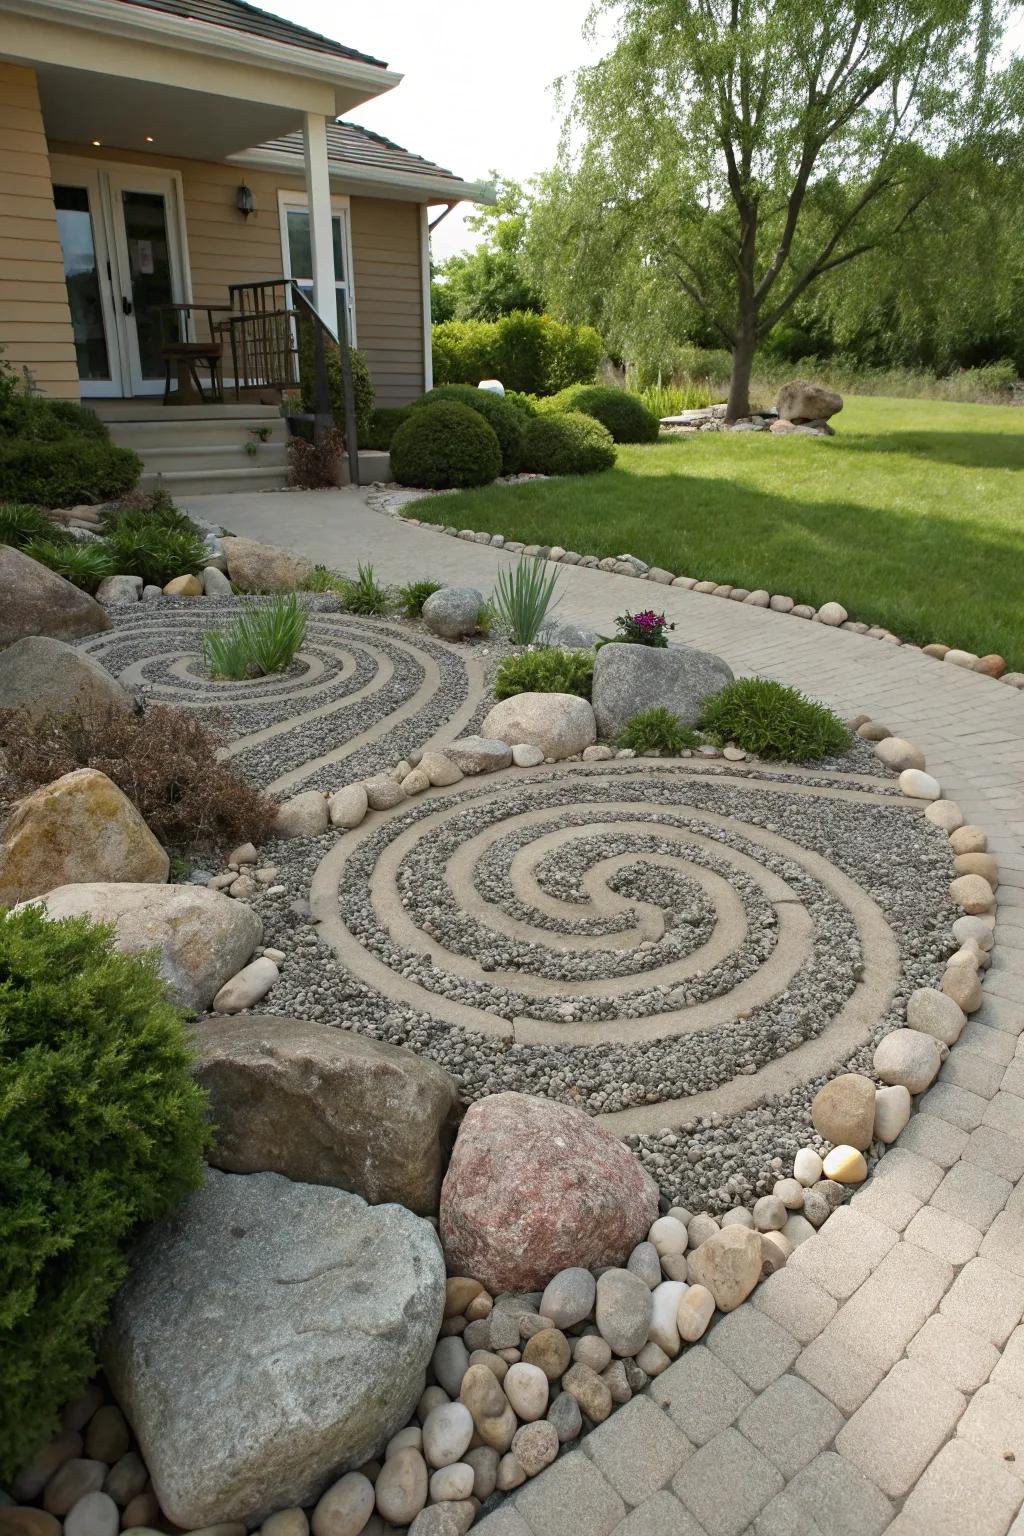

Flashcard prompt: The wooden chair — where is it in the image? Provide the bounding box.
[159,303,231,404]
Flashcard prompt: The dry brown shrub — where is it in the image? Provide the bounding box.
[0,703,278,858]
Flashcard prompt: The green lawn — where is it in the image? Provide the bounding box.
[410,395,1024,669]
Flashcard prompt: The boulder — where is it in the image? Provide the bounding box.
[443,737,512,775]
[275,791,330,837]
[537,620,598,650]
[163,575,203,597]
[421,588,483,640]
[906,987,965,1046]
[481,693,596,760]
[439,1092,659,1292]
[29,882,260,1014]
[0,636,132,723]
[221,536,313,593]
[0,544,110,646]
[202,566,232,597]
[775,381,843,424]
[591,643,734,737]
[810,1073,876,1151]
[95,576,142,606]
[873,1029,943,1094]
[874,738,925,773]
[102,1169,444,1527]
[192,1015,460,1214]
[0,770,167,905]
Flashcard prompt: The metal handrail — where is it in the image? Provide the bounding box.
[225,277,360,485]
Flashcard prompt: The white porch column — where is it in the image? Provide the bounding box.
[302,111,338,337]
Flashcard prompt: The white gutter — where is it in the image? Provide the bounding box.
[230,145,495,204]
[1,0,403,97]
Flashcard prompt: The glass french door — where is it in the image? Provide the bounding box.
[51,159,187,397]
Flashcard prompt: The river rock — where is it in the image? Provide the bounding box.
[775,381,843,423]
[464,1447,499,1499]
[906,987,965,1045]
[821,1146,867,1184]
[422,588,483,640]
[0,769,168,905]
[547,1393,582,1443]
[522,1328,571,1381]
[873,1085,912,1143]
[677,1284,715,1343]
[96,575,142,605]
[647,1280,687,1357]
[374,1448,428,1527]
[0,636,131,724]
[899,769,941,800]
[192,1015,458,1214]
[686,1225,762,1312]
[0,544,110,645]
[502,1363,548,1421]
[428,1465,473,1503]
[481,693,596,760]
[443,737,513,775]
[64,1492,117,1536]
[211,957,279,1013]
[592,641,734,735]
[221,537,313,593]
[275,791,329,838]
[328,784,368,829]
[432,1337,471,1398]
[511,1421,558,1477]
[648,1216,688,1257]
[953,852,999,889]
[949,873,996,913]
[810,1073,876,1151]
[421,1404,473,1469]
[439,1093,658,1292]
[539,1268,596,1329]
[560,1363,612,1423]
[310,1473,374,1536]
[793,1148,824,1186]
[873,1029,943,1093]
[102,1170,444,1526]
[42,1463,106,1518]
[874,738,925,772]
[31,882,260,1014]
[458,1366,517,1453]
[627,1241,663,1288]
[595,1268,654,1357]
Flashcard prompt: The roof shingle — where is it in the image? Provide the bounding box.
[259,119,465,187]
[117,0,389,68]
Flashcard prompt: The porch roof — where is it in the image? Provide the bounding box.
[117,0,389,69]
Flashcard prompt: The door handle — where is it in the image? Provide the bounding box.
[121,295,133,316]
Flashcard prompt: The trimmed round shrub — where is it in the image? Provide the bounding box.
[390,400,502,489]
[0,440,141,507]
[504,389,540,419]
[522,410,616,476]
[413,385,524,475]
[0,904,209,1478]
[365,405,413,451]
[546,385,659,443]
[699,677,851,762]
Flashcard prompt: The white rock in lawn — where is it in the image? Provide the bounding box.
[421,1402,473,1468]
[482,693,597,760]
[944,648,979,669]
[874,1029,943,1093]
[906,987,966,1045]
[899,768,941,800]
[511,743,545,767]
[793,1148,824,1187]
[329,783,369,829]
[211,956,279,1013]
[647,1280,688,1357]
[873,1085,912,1143]
[275,791,329,837]
[816,602,848,626]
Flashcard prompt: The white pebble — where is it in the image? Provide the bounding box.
[793,1148,824,1187]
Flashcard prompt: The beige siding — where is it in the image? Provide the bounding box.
[51,142,427,404]
[0,65,78,398]
[350,198,425,404]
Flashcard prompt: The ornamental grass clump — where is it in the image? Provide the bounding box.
[614,609,675,647]
[0,904,209,1479]
[617,706,702,753]
[699,677,851,762]
[0,501,68,549]
[492,557,561,644]
[20,537,115,593]
[339,562,391,615]
[204,593,307,679]
[103,522,207,588]
[494,647,595,700]
[399,578,444,617]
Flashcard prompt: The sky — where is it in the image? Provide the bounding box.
[267,0,605,260]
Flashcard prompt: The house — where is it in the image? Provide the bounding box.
[0,0,488,487]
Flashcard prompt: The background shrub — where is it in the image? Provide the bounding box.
[699,678,851,762]
[494,647,594,700]
[522,411,616,476]
[0,441,141,508]
[0,904,209,1479]
[617,706,701,753]
[545,385,660,443]
[391,401,502,489]
[0,704,278,856]
[102,523,206,587]
[0,392,107,443]
[413,384,524,474]
[98,490,200,535]
[365,405,412,450]
[504,389,540,418]
[432,313,603,395]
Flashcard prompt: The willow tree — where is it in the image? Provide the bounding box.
[540,0,1006,417]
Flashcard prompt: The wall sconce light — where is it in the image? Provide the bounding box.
[236,184,256,218]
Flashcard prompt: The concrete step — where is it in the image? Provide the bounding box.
[107,418,289,450]
[140,465,289,496]
[91,401,281,422]
[131,442,288,473]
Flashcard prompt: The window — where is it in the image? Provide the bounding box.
[54,184,111,381]
[279,196,355,343]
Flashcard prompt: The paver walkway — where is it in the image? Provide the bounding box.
[187,487,1024,1536]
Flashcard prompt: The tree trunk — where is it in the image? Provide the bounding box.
[725,326,756,420]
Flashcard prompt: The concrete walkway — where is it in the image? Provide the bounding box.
[185,487,1024,1536]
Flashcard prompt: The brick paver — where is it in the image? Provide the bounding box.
[200,491,1024,1536]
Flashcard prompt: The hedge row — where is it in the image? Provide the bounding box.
[432,312,604,397]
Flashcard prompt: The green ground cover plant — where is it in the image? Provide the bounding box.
[617,707,702,753]
[0,904,208,1477]
[700,678,850,761]
[409,395,1024,666]
[204,594,307,679]
[494,647,595,700]
[102,523,207,589]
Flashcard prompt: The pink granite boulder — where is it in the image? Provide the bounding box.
[439,1092,659,1292]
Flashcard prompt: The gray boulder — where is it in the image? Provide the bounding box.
[775,380,843,424]
[421,587,483,640]
[0,636,132,722]
[31,882,260,1014]
[220,536,313,593]
[103,1169,445,1527]
[192,1015,460,1215]
[591,643,734,737]
[443,736,512,774]
[537,620,598,650]
[0,544,110,646]
[96,575,142,606]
